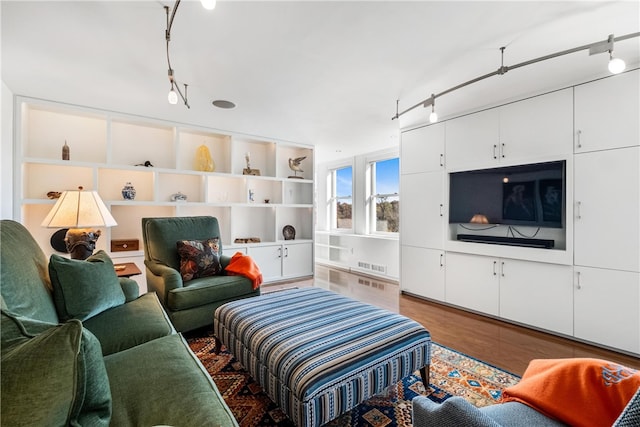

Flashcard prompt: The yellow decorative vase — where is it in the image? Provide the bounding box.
[195,144,215,172]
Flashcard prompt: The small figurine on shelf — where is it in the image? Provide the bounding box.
[62,140,70,160]
[243,151,261,175]
[170,191,187,202]
[195,144,215,172]
[248,189,255,203]
[288,156,306,179]
[121,182,136,200]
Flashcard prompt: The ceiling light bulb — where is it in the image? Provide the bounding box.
[200,0,216,10]
[168,89,178,104]
[429,104,438,123]
[608,55,626,74]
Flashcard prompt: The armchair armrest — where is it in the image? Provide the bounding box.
[412,396,501,427]
[143,260,184,305]
[118,277,139,302]
[220,254,233,271]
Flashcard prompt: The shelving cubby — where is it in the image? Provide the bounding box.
[177,128,231,173]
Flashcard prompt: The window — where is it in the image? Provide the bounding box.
[370,157,399,233]
[331,165,353,230]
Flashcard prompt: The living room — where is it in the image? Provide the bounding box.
[2,1,639,426]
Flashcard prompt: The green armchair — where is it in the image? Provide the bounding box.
[142,216,260,332]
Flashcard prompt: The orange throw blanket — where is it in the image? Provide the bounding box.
[501,358,640,427]
[224,252,263,289]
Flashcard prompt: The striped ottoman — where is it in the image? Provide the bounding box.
[213,287,431,427]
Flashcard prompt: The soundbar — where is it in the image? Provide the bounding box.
[457,234,555,249]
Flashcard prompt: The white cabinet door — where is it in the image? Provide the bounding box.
[575,70,640,153]
[247,245,283,282]
[400,171,444,249]
[574,267,640,354]
[574,147,640,272]
[445,108,499,171]
[445,252,499,316]
[401,246,445,301]
[499,88,574,162]
[283,242,313,278]
[401,123,445,174]
[499,259,573,335]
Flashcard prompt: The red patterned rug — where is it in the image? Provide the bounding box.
[187,332,520,426]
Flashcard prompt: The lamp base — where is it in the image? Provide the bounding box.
[65,228,101,260]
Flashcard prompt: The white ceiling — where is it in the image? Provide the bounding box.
[2,1,639,163]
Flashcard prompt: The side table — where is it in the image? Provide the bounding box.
[114,262,142,278]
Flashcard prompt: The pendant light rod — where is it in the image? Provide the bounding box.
[392,31,640,120]
[165,0,190,108]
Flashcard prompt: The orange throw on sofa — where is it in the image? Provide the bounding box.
[501,358,640,427]
[225,252,263,289]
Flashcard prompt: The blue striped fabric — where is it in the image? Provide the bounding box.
[214,287,431,427]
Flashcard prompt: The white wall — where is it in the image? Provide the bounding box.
[1,81,14,219]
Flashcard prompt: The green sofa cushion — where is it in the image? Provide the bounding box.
[49,250,126,321]
[1,310,112,426]
[104,333,238,426]
[0,220,59,324]
[83,292,175,356]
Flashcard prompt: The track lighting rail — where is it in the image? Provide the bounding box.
[392,32,640,121]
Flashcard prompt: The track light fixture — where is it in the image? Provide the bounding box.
[164,0,215,108]
[200,0,216,10]
[427,94,438,123]
[393,32,639,121]
[165,1,190,108]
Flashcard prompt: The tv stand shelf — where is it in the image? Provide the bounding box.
[457,234,554,249]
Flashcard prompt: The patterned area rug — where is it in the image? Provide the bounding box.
[187,333,520,427]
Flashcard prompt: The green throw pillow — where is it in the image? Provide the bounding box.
[1,310,112,426]
[49,250,126,321]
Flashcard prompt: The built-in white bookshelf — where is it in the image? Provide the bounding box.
[15,96,315,285]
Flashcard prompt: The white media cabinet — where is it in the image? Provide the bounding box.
[14,97,315,288]
[400,69,640,356]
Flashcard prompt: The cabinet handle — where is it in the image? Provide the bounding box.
[501,261,505,277]
[501,143,505,158]
[439,203,444,217]
[439,253,444,267]
[493,261,497,276]
[576,271,581,290]
[285,247,289,258]
[576,201,582,219]
[493,144,498,159]
[440,153,444,167]
[278,247,282,258]
[576,129,582,149]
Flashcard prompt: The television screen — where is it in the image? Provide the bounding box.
[449,161,565,228]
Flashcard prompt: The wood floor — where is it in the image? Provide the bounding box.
[267,264,639,376]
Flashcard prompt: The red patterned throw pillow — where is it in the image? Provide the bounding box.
[177,238,222,282]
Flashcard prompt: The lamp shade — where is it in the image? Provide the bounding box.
[41,189,117,228]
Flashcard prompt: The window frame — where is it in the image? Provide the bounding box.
[367,153,399,236]
[328,162,354,232]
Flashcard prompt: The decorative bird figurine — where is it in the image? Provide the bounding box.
[288,156,306,178]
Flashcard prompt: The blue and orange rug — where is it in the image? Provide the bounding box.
[187,333,520,427]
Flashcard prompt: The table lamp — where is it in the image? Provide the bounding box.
[41,186,117,260]
[469,214,490,224]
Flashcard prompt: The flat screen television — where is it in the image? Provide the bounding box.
[449,160,565,228]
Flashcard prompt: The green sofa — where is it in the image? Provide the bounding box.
[0,219,238,426]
